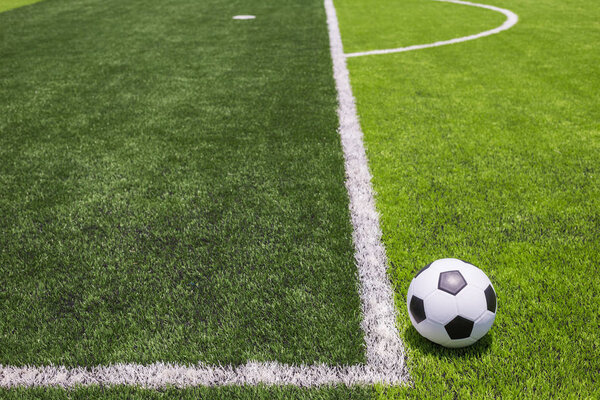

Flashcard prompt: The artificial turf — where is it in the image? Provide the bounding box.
[3,0,598,398]
[0,386,374,399]
[336,0,505,55]
[335,0,600,397]
[0,0,366,380]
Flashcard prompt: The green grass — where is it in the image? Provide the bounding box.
[0,386,374,399]
[0,0,42,13]
[336,0,505,54]
[335,0,600,397]
[0,0,366,381]
[3,0,599,398]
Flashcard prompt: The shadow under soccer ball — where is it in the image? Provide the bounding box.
[404,324,493,357]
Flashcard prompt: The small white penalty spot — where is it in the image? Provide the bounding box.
[232,15,256,20]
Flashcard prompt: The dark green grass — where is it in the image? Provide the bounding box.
[0,386,374,399]
[0,0,366,371]
[336,0,600,397]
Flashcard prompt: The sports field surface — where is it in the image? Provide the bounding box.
[0,0,41,13]
[1,0,598,398]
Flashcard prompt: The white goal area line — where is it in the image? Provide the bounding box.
[0,0,408,388]
[0,363,406,388]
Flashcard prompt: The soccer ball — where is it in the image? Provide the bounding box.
[406,258,497,348]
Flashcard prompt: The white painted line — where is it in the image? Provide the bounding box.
[233,15,256,20]
[0,362,406,388]
[324,0,408,380]
[0,0,409,388]
[345,0,518,58]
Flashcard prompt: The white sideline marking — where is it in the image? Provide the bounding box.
[324,0,407,379]
[345,0,518,58]
[233,15,256,20]
[0,0,408,388]
[0,363,404,388]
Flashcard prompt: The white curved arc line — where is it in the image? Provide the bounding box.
[345,0,518,58]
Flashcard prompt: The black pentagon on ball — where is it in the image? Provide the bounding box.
[445,316,474,339]
[484,284,497,312]
[409,295,426,323]
[438,270,467,295]
[415,262,433,278]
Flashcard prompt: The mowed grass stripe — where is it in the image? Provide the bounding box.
[0,0,365,367]
[336,0,600,397]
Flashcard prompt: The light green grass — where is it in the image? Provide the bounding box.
[0,0,367,395]
[336,0,600,397]
[0,0,42,13]
[336,0,505,54]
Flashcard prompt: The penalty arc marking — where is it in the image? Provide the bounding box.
[345,0,519,58]
[0,0,517,389]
